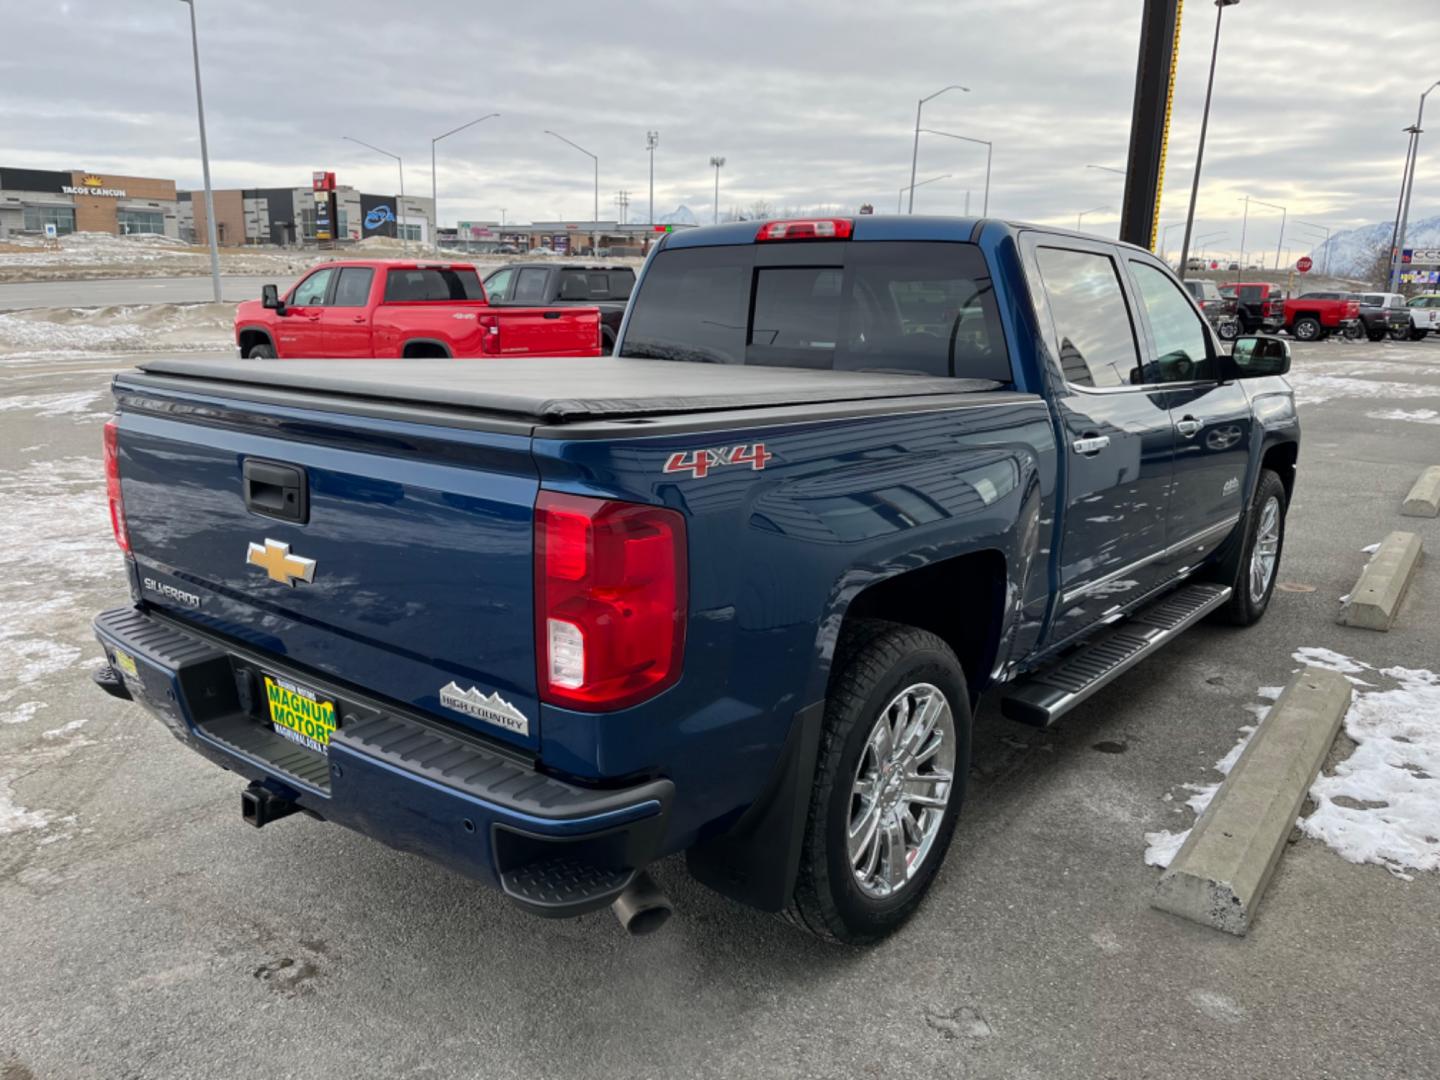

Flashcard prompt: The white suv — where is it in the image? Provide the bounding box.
[1406,295,1440,340]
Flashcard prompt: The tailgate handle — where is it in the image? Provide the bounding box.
[243,459,308,524]
[543,311,563,319]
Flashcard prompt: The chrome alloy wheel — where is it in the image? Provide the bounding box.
[848,682,957,899]
[1250,495,1282,603]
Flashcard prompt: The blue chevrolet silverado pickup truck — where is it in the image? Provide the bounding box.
[92,215,1298,943]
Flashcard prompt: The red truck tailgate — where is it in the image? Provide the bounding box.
[487,306,601,357]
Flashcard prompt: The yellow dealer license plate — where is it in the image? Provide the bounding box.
[263,675,337,755]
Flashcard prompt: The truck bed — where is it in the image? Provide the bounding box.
[131,356,1006,425]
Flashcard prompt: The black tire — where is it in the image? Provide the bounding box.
[1343,322,1363,341]
[1291,316,1321,342]
[1212,470,1288,626]
[1216,318,1239,342]
[1409,328,1430,341]
[1390,325,1410,342]
[600,330,616,355]
[784,620,971,945]
[1367,328,1386,342]
[246,342,275,359]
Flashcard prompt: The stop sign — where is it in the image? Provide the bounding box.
[1297,256,1313,273]
[1210,260,1219,270]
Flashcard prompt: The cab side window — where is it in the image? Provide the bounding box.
[1129,261,1213,383]
[484,268,514,300]
[1034,247,1140,387]
[291,268,334,306]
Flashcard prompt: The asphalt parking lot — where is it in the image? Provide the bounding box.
[2,335,1438,1079]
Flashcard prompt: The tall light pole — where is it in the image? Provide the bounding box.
[646,131,659,225]
[1295,221,1332,275]
[1194,230,1227,266]
[178,0,221,302]
[897,173,953,213]
[710,156,726,224]
[908,84,970,213]
[1077,205,1113,232]
[1241,195,1286,271]
[1391,81,1440,290]
[1178,0,1241,280]
[544,130,598,254]
[1159,221,1184,265]
[343,135,407,254]
[919,129,992,214]
[431,113,499,253]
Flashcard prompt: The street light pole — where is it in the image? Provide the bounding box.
[544,130,599,255]
[1296,220,1332,275]
[897,173,953,213]
[710,156,726,224]
[1077,205,1112,232]
[919,129,992,215]
[343,135,407,254]
[1159,221,1184,265]
[1178,0,1241,281]
[1391,81,1440,290]
[908,84,970,214]
[178,0,221,302]
[1237,195,1250,280]
[646,131,659,225]
[431,113,499,253]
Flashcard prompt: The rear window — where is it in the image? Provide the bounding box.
[383,267,483,302]
[1238,285,1263,303]
[620,241,1009,381]
[557,269,635,301]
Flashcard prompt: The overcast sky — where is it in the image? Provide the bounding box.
[2,0,1435,258]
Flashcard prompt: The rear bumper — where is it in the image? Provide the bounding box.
[93,605,673,918]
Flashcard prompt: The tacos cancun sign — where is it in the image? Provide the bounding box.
[62,175,126,197]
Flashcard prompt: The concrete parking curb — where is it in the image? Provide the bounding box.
[1152,666,1351,935]
[1338,530,1424,631]
[1401,466,1440,518]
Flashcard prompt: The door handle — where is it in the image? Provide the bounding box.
[1072,434,1110,455]
[542,311,563,319]
[351,315,365,323]
[1176,416,1203,438]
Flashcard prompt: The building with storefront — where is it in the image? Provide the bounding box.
[447,220,692,256]
[0,167,180,239]
[180,185,434,247]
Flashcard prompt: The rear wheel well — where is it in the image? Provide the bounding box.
[402,340,451,358]
[1261,441,1298,504]
[838,551,1008,698]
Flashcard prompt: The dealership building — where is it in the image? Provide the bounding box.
[180,185,435,247]
[0,166,180,238]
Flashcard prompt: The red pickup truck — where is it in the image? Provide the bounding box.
[234,260,601,359]
[1281,293,1361,342]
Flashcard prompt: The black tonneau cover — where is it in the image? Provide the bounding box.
[134,356,1003,423]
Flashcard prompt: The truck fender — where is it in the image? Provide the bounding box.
[235,324,275,352]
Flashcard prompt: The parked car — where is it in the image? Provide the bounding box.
[483,263,636,354]
[95,216,1298,944]
[234,261,602,359]
[1284,292,1362,342]
[1346,292,1412,342]
[1406,294,1440,340]
[1183,278,1240,340]
[1218,281,1285,334]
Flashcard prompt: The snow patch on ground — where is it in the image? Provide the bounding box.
[0,303,234,356]
[1285,370,1436,407]
[0,389,106,419]
[1366,408,1440,425]
[2,701,47,725]
[0,774,50,836]
[1146,648,1440,878]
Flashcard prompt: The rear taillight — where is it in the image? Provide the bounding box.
[756,218,853,241]
[103,418,129,553]
[535,492,686,711]
[478,313,500,356]
[1261,301,1272,316]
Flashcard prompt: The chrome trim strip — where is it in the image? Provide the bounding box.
[1060,513,1241,606]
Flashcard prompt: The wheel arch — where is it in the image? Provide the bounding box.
[236,325,275,353]
[401,338,453,358]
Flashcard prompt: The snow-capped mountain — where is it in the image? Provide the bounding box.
[1306,215,1440,278]
[655,205,698,226]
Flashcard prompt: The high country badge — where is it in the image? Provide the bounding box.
[439,682,530,735]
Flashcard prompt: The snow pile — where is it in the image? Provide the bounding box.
[0,303,234,356]
[1366,408,1440,426]
[1146,648,1440,879]
[0,231,201,268]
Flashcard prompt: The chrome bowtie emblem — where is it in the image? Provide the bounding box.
[246,538,316,587]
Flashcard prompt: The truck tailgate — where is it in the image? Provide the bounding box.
[113,376,542,751]
[493,305,601,356]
